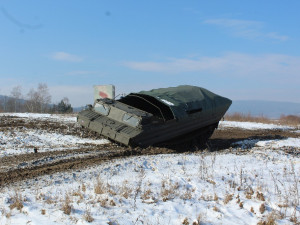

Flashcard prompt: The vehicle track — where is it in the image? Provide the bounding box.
[0,115,299,187]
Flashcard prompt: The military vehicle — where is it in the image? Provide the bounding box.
[77,85,232,148]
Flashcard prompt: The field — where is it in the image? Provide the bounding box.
[0,113,299,225]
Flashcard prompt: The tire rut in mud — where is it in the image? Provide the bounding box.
[0,145,177,187]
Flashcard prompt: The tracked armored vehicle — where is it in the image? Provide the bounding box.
[77,85,232,147]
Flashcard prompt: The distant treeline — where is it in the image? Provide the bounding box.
[0,83,73,114]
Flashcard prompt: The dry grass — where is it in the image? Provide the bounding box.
[213,206,219,212]
[290,215,299,224]
[94,177,106,195]
[225,112,300,126]
[141,189,152,200]
[256,192,265,201]
[120,180,132,199]
[160,179,180,202]
[225,113,272,124]
[97,197,109,207]
[259,203,266,214]
[81,183,86,192]
[223,193,233,204]
[181,188,193,200]
[83,207,94,223]
[239,202,244,209]
[213,193,219,201]
[61,194,72,215]
[41,209,46,215]
[9,191,24,211]
[182,217,189,225]
[1,207,11,218]
[257,212,277,225]
[279,114,300,126]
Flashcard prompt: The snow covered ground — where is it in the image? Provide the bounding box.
[0,113,77,123]
[219,121,294,130]
[0,113,299,224]
[1,150,299,225]
[0,129,108,157]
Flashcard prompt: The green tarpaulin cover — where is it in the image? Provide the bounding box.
[138,85,231,119]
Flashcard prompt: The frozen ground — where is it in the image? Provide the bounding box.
[0,113,77,123]
[0,113,299,224]
[219,121,294,130]
[0,129,108,157]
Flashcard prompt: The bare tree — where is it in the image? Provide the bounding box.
[26,88,39,112]
[0,89,3,112]
[25,83,52,113]
[37,83,51,113]
[10,85,23,112]
[2,96,8,112]
[0,97,3,112]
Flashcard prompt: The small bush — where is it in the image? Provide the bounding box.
[94,178,106,195]
[213,206,219,212]
[9,192,24,211]
[214,193,219,201]
[83,208,94,223]
[290,215,298,224]
[141,189,152,200]
[120,180,132,199]
[239,202,243,209]
[182,217,189,225]
[257,212,277,225]
[61,194,72,215]
[256,192,265,201]
[223,194,233,204]
[109,199,116,206]
[81,183,86,192]
[259,203,266,214]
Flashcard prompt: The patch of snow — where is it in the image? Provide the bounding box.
[0,113,77,123]
[232,139,260,149]
[0,151,299,224]
[0,129,109,157]
[256,137,300,148]
[219,121,292,130]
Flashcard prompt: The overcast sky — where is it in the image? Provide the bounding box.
[0,0,299,107]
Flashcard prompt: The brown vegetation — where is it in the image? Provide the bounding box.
[83,207,94,223]
[223,194,233,204]
[225,112,300,126]
[257,212,277,225]
[61,194,72,215]
[259,203,266,214]
[279,114,300,126]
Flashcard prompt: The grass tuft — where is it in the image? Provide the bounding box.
[259,203,266,214]
[61,194,72,215]
[223,194,233,204]
[9,191,24,211]
[83,207,94,223]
